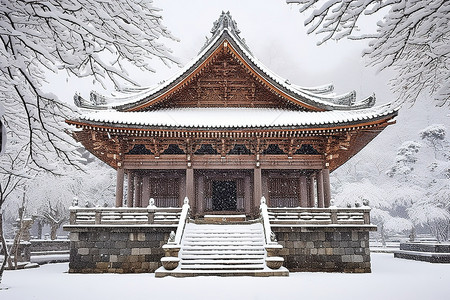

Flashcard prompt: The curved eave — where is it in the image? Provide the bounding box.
[66,110,397,135]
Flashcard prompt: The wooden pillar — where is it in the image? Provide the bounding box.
[127,171,134,208]
[134,174,142,207]
[299,175,308,207]
[308,174,316,207]
[197,175,204,216]
[142,176,150,207]
[186,168,194,207]
[115,167,124,207]
[244,175,251,215]
[317,170,325,208]
[323,168,331,208]
[253,168,262,213]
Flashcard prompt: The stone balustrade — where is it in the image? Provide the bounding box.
[268,207,371,225]
[68,207,182,226]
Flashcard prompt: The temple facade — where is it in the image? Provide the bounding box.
[68,12,397,217]
[65,12,398,275]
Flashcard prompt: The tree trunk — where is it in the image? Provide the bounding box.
[50,223,58,240]
[37,220,43,240]
[0,213,9,284]
[380,224,386,248]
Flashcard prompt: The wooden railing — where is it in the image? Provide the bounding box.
[268,206,371,225]
[69,206,182,225]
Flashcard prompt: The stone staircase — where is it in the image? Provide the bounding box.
[155,222,289,277]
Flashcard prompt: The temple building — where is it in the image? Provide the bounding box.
[65,12,398,275]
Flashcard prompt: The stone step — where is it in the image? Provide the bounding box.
[155,222,288,277]
[155,269,289,277]
[181,254,264,260]
[180,264,265,270]
[182,245,265,251]
[183,240,265,246]
[181,259,265,265]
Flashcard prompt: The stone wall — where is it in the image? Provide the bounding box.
[30,239,70,253]
[272,226,374,273]
[66,226,174,273]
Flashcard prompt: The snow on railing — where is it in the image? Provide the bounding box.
[173,197,190,244]
[260,196,277,245]
[267,206,371,225]
[68,200,182,226]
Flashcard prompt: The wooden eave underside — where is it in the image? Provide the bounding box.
[118,35,323,112]
[70,116,394,172]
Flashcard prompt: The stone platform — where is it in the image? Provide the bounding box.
[394,242,450,263]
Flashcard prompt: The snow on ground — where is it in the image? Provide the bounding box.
[1,253,449,300]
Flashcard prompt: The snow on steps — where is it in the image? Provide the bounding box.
[155,222,289,277]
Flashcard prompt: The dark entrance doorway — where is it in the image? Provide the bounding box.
[212,180,237,211]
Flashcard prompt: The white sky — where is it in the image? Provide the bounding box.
[49,0,395,106]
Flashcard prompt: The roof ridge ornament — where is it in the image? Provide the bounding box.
[200,11,251,54]
[211,11,241,36]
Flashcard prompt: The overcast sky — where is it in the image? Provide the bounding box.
[49,0,395,106]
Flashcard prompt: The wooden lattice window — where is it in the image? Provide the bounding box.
[268,178,299,207]
[149,178,180,207]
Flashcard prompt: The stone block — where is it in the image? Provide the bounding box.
[114,241,127,249]
[341,232,351,241]
[344,248,354,255]
[353,255,364,263]
[120,248,131,256]
[318,232,325,241]
[139,248,151,255]
[352,231,359,241]
[128,256,139,263]
[131,248,140,255]
[70,232,79,242]
[96,262,109,269]
[325,248,333,255]
[78,248,90,255]
[110,255,118,263]
[317,248,325,255]
[137,233,146,241]
[342,255,352,263]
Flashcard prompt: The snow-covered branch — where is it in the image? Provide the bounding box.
[287,0,450,106]
[0,0,179,172]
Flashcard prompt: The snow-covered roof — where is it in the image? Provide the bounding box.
[74,12,378,112]
[75,104,398,130]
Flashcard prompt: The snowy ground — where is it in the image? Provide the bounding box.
[1,253,449,300]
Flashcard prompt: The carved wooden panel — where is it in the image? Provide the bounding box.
[148,48,303,110]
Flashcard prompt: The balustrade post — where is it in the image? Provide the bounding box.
[330,208,338,224]
[95,210,101,224]
[69,209,77,225]
[363,209,370,224]
[147,209,155,224]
